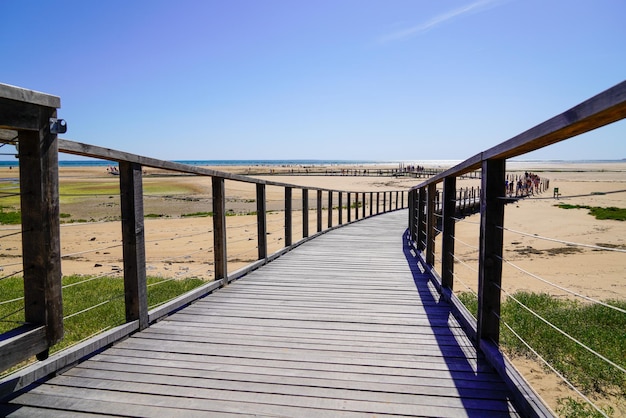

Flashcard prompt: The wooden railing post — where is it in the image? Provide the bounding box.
[257,184,267,259]
[383,192,387,212]
[395,191,399,210]
[18,112,63,359]
[369,192,373,216]
[354,193,359,220]
[338,192,343,225]
[119,161,148,330]
[441,177,457,290]
[347,193,352,222]
[417,188,426,251]
[477,159,506,344]
[212,177,227,286]
[328,191,333,228]
[302,189,309,238]
[285,187,292,246]
[376,192,380,214]
[316,190,323,232]
[362,192,366,218]
[409,189,416,242]
[426,184,436,266]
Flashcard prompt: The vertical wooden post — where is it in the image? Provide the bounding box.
[285,187,292,246]
[302,189,309,238]
[408,190,416,242]
[119,161,148,330]
[395,191,399,210]
[441,177,457,290]
[257,184,267,259]
[369,192,373,216]
[376,192,380,214]
[354,193,359,220]
[361,192,366,218]
[426,184,436,266]
[417,188,426,251]
[477,159,506,344]
[316,190,323,232]
[18,112,63,358]
[338,192,343,225]
[347,193,352,222]
[212,177,227,286]
[328,191,333,228]
[383,192,387,213]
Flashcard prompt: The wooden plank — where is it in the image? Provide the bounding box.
[0,83,61,108]
[0,326,47,372]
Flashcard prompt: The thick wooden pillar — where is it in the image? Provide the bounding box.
[477,159,506,344]
[119,162,148,330]
[256,184,267,259]
[18,111,63,358]
[441,177,457,290]
[285,187,292,246]
[212,177,227,286]
[408,189,416,242]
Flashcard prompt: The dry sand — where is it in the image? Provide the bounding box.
[1,161,624,414]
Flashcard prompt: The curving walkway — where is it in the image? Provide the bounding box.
[1,210,523,417]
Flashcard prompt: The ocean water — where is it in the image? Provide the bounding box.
[0,158,623,168]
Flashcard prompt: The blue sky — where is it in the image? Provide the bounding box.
[1,0,625,161]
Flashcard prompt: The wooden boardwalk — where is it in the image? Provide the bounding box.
[1,210,522,417]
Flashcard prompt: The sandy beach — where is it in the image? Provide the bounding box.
[1,160,625,414]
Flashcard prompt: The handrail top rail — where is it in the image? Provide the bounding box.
[411,79,626,191]
[58,138,408,194]
[0,83,61,108]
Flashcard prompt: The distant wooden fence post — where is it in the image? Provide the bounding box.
[285,187,292,246]
[426,184,436,266]
[212,177,228,286]
[256,184,267,259]
[477,159,506,344]
[441,177,457,290]
[18,110,63,359]
[316,190,323,232]
[302,189,309,238]
[119,161,148,330]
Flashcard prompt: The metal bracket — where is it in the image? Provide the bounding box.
[49,118,67,134]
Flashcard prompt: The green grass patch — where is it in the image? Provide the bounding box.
[0,275,206,354]
[0,207,20,224]
[556,204,626,221]
[457,291,626,398]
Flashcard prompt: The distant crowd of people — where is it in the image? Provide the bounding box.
[506,172,544,196]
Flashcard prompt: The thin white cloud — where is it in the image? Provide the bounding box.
[378,0,505,44]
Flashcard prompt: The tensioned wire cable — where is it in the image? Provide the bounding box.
[493,282,626,375]
[494,312,608,418]
[500,225,626,253]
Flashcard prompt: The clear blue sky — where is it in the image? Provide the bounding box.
[2,0,625,161]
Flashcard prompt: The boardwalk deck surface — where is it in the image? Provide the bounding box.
[1,210,522,417]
